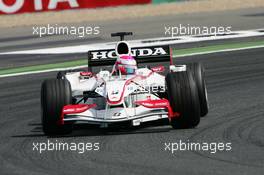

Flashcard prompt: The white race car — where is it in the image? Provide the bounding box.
[41,32,208,135]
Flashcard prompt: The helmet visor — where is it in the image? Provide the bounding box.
[126,67,135,74]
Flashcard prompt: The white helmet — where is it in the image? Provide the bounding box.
[114,41,137,75]
[116,55,137,75]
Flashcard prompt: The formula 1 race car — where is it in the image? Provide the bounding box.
[41,32,208,135]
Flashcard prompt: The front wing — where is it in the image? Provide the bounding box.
[60,99,179,127]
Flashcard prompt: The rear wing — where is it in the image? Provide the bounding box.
[87,45,172,68]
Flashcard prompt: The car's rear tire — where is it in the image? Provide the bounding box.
[187,62,208,117]
[41,79,73,135]
[166,71,200,129]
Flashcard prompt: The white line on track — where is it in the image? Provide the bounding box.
[0,29,263,55]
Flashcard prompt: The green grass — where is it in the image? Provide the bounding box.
[173,40,264,56]
[0,60,87,75]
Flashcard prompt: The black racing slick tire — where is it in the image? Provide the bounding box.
[41,79,73,135]
[187,62,209,117]
[166,71,200,129]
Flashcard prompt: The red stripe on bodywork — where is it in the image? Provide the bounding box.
[135,98,179,119]
[59,104,96,125]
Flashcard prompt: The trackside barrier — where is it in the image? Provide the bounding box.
[0,0,151,15]
[153,0,187,3]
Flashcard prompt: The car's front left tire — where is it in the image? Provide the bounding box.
[41,79,73,135]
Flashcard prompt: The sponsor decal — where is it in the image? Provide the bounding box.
[132,85,166,94]
[89,47,169,60]
[111,90,119,95]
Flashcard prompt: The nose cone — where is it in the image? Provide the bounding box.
[106,80,126,105]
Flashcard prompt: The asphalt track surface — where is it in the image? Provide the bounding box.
[0,48,264,175]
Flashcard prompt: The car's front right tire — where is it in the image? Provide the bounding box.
[166,71,200,129]
[187,62,208,117]
[41,79,73,135]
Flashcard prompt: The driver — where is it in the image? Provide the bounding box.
[113,55,137,75]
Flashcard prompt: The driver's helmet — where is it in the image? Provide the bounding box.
[115,55,137,75]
